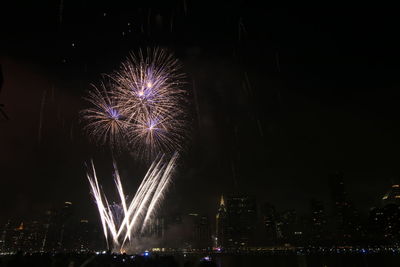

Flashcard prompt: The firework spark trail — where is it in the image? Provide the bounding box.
[113,165,131,240]
[86,153,178,252]
[140,153,177,230]
[87,163,111,246]
[120,154,177,247]
[38,90,47,144]
[116,158,163,238]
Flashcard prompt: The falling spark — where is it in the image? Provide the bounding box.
[59,0,64,24]
[191,79,201,128]
[275,51,281,73]
[238,17,246,41]
[170,12,174,32]
[38,90,47,144]
[147,8,152,36]
[244,71,253,96]
[86,153,178,253]
[183,0,187,16]
[256,119,264,137]
[70,122,74,142]
[230,160,238,189]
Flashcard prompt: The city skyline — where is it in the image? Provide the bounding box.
[3,177,400,253]
[0,169,397,224]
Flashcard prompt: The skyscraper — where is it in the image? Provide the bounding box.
[42,201,74,251]
[225,195,257,248]
[309,199,326,244]
[215,195,227,248]
[190,214,211,249]
[261,203,279,245]
[329,172,360,243]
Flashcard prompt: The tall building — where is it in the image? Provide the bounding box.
[261,203,279,245]
[225,195,257,248]
[329,172,361,243]
[42,201,74,251]
[368,183,400,244]
[369,204,400,243]
[0,221,10,252]
[215,195,227,248]
[369,206,385,243]
[189,214,211,249]
[330,172,349,218]
[58,201,74,250]
[73,219,91,252]
[309,199,326,243]
[278,209,303,245]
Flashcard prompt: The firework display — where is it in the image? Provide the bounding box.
[83,48,188,253]
[86,153,178,253]
[82,48,187,157]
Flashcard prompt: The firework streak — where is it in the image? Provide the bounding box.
[86,153,178,252]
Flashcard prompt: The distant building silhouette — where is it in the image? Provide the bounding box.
[278,209,301,245]
[42,201,75,251]
[191,214,211,249]
[329,172,362,244]
[309,199,326,243]
[225,194,257,248]
[261,203,279,245]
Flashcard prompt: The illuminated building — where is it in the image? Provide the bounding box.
[369,204,400,243]
[215,195,227,248]
[73,219,91,252]
[368,183,400,243]
[0,221,9,252]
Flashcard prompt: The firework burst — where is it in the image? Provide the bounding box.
[81,83,131,150]
[82,48,187,158]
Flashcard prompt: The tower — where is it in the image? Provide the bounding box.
[215,195,227,248]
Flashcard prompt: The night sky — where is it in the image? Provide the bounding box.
[1,3,400,222]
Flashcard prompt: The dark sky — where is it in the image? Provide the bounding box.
[1,3,400,222]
